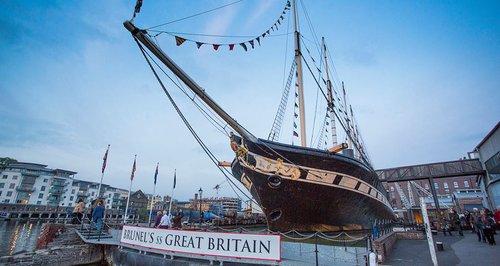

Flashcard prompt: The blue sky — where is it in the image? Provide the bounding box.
[1,0,499,201]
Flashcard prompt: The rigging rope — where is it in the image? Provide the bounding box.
[134,38,261,210]
[146,0,245,30]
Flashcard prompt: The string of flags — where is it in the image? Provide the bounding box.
[292,69,299,142]
[132,0,143,20]
[173,1,291,51]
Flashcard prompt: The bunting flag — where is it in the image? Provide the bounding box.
[130,156,137,181]
[293,122,297,128]
[132,0,143,19]
[154,163,159,185]
[169,0,290,52]
[101,144,110,174]
[293,131,299,137]
[240,43,247,51]
[175,36,187,46]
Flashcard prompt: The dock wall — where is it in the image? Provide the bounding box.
[372,230,424,263]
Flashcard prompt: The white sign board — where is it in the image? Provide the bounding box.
[120,225,281,261]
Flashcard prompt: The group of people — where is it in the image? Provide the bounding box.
[468,207,498,245]
[439,206,499,245]
[153,209,184,229]
[70,198,105,232]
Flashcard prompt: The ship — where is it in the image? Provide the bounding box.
[124,0,394,232]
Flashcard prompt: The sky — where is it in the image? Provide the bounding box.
[1,0,499,201]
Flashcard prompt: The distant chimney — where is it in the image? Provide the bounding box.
[194,193,198,209]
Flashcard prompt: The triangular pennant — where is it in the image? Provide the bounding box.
[294,103,298,108]
[267,30,270,35]
[294,113,298,118]
[196,42,204,49]
[293,131,299,137]
[280,15,284,20]
[277,19,281,25]
[293,122,297,128]
[213,44,220,51]
[262,32,266,38]
[249,40,255,49]
[175,36,187,46]
[229,44,235,51]
[240,43,248,51]
[256,37,261,46]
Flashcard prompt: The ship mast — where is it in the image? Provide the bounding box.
[293,0,307,147]
[322,37,337,146]
[123,21,257,143]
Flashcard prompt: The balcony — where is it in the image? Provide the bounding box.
[51,181,66,187]
[20,178,37,184]
[16,185,36,192]
[49,188,65,194]
[77,192,90,197]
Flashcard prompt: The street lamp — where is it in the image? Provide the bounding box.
[198,187,203,228]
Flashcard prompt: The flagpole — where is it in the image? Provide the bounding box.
[97,144,110,199]
[148,162,159,226]
[123,155,136,225]
[168,169,176,218]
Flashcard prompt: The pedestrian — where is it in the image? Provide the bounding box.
[450,209,463,236]
[72,199,85,224]
[172,209,184,229]
[471,208,485,242]
[442,217,452,236]
[91,201,105,232]
[494,206,500,232]
[159,211,171,229]
[153,211,163,228]
[482,208,496,245]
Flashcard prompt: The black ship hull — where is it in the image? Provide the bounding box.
[230,136,394,232]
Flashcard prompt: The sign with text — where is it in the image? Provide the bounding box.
[120,225,281,261]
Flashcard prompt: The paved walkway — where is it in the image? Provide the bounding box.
[385,231,499,265]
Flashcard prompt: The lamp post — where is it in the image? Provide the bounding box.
[198,187,203,228]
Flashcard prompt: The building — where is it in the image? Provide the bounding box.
[473,122,500,209]
[129,190,148,211]
[0,161,129,210]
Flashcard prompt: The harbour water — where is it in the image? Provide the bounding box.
[0,221,43,256]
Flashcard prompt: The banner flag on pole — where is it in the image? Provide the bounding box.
[102,144,110,174]
[154,163,159,185]
[130,155,137,181]
[173,170,176,189]
[132,0,143,19]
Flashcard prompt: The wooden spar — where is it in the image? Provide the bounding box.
[123,21,257,143]
[342,82,353,149]
[322,37,337,146]
[293,0,307,147]
[328,143,348,153]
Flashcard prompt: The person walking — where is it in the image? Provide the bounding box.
[159,211,171,229]
[482,208,496,245]
[153,211,163,228]
[172,209,184,229]
[92,201,105,232]
[450,209,463,236]
[72,199,85,224]
[471,208,485,242]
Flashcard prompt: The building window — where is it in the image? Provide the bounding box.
[6,191,13,197]
[9,183,15,189]
[453,181,459,188]
[38,193,44,199]
[37,201,42,205]
[71,189,75,194]
[443,182,448,189]
[390,186,394,191]
[0,191,2,196]
[445,189,450,194]
[12,175,18,180]
[4,199,10,203]
[70,196,74,201]
[91,192,95,196]
[2,175,7,179]
[41,186,46,191]
[434,182,439,189]
[464,181,470,188]
[0,183,4,189]
[424,183,430,190]
[43,179,48,182]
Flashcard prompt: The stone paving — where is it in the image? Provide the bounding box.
[385,230,499,265]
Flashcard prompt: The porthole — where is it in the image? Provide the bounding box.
[268,175,282,189]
